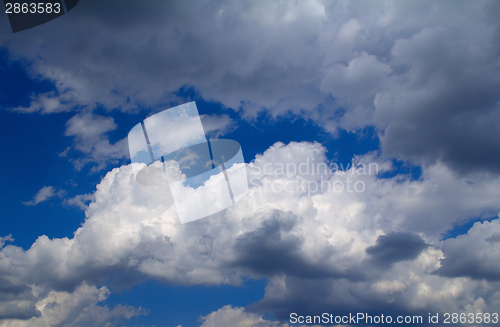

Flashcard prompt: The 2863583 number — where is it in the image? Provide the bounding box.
[5,2,61,14]
[443,312,499,324]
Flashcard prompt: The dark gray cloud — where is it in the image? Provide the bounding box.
[486,232,500,243]
[0,302,39,320]
[231,211,303,275]
[371,2,500,175]
[2,1,500,175]
[434,259,500,281]
[366,232,429,267]
[247,276,433,326]
[230,210,361,280]
[0,285,40,320]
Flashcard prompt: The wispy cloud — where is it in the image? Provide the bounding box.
[23,186,64,206]
[63,193,95,210]
[64,113,128,171]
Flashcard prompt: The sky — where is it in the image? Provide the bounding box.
[1,0,500,326]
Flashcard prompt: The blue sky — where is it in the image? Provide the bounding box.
[1,1,500,327]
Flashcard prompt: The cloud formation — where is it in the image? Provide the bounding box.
[199,305,287,327]
[434,219,500,281]
[2,141,500,325]
[2,1,500,173]
[366,232,430,267]
[63,113,128,171]
[1,1,500,325]
[22,186,63,206]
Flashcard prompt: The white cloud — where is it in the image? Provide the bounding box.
[0,236,13,249]
[2,0,500,324]
[63,193,95,210]
[22,186,63,206]
[199,305,282,327]
[64,113,128,171]
[3,141,500,324]
[12,91,76,114]
[0,283,144,327]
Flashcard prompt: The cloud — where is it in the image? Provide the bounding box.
[12,91,76,114]
[230,212,359,280]
[366,232,430,267]
[64,113,128,171]
[0,286,40,320]
[2,1,500,324]
[3,141,500,324]
[433,218,500,281]
[199,305,288,327]
[321,51,392,102]
[22,186,63,206]
[200,114,235,138]
[374,20,500,174]
[3,1,500,174]
[63,110,235,172]
[0,236,13,249]
[0,283,144,327]
[63,193,95,210]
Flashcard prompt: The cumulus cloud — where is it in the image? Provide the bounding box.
[366,232,430,267]
[2,141,500,325]
[433,219,500,281]
[321,51,392,102]
[374,20,500,174]
[0,283,144,327]
[199,305,337,327]
[199,305,287,327]
[2,1,500,325]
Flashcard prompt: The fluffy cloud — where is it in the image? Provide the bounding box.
[199,305,287,327]
[366,232,430,267]
[321,51,392,102]
[374,19,500,173]
[2,1,500,173]
[2,141,500,325]
[3,1,500,325]
[60,110,234,171]
[434,219,500,281]
[0,283,144,327]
